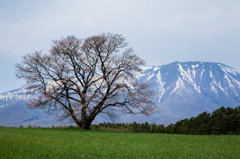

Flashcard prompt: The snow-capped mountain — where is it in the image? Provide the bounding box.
[1,61,240,126]
[122,61,240,125]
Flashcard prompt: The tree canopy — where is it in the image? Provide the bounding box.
[15,33,157,129]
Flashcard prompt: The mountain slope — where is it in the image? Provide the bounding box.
[1,61,240,126]
[119,61,240,124]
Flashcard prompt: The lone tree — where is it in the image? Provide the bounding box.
[16,33,156,129]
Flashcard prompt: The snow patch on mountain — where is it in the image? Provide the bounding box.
[156,70,165,103]
[169,76,185,96]
[218,81,228,95]
[219,64,240,76]
[178,63,201,93]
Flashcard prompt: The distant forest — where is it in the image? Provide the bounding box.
[91,106,240,135]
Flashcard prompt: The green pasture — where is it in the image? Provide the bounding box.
[0,127,239,159]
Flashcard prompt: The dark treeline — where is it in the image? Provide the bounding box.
[91,106,240,135]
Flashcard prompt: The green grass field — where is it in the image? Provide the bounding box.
[0,127,239,159]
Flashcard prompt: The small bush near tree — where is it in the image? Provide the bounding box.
[18,125,24,128]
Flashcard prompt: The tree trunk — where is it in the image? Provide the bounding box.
[69,108,95,129]
[80,122,91,129]
[78,118,94,129]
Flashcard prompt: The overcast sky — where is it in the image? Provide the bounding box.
[0,0,240,93]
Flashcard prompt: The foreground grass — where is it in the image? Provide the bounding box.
[0,128,239,159]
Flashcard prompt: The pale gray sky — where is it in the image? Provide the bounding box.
[0,0,240,93]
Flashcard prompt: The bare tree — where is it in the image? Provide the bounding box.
[15,33,157,129]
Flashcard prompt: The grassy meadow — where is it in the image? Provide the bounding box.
[0,127,239,159]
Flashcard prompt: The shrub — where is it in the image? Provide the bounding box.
[226,131,235,135]
[19,125,24,128]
